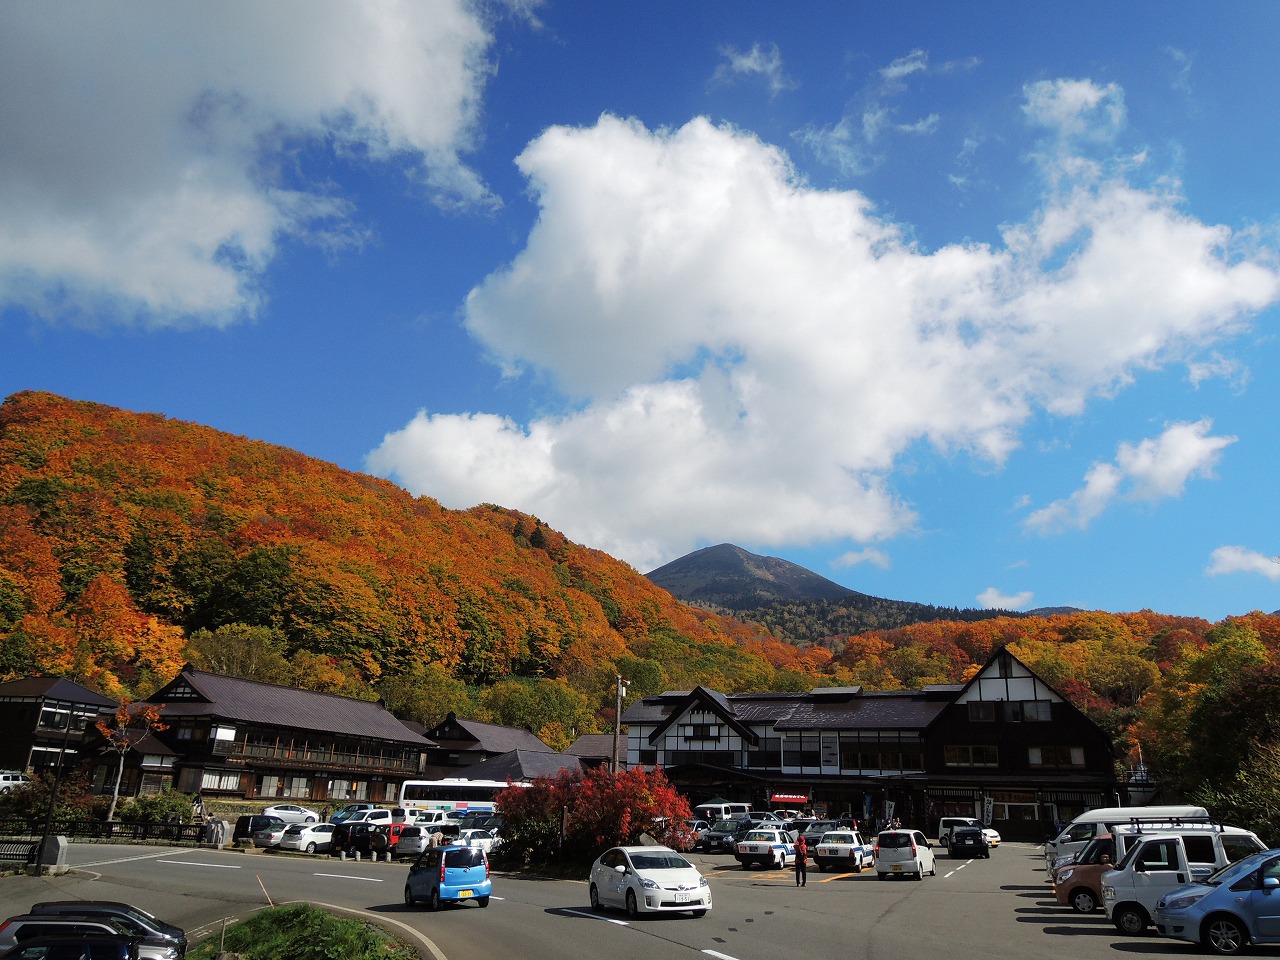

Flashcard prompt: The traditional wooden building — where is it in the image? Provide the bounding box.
[0,676,117,776]
[146,666,430,804]
[420,712,553,779]
[622,647,1120,841]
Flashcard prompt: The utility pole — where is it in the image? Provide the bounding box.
[611,676,630,774]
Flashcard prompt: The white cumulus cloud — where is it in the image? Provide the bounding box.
[1025,419,1237,534]
[368,105,1278,570]
[714,42,796,96]
[0,0,495,325]
[978,587,1034,610]
[1206,547,1280,582]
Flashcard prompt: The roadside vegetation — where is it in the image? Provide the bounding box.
[184,904,416,960]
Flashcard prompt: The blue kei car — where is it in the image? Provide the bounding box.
[1153,848,1280,955]
[404,844,492,910]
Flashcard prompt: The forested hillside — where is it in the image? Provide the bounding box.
[0,391,811,745]
[3,389,1280,816]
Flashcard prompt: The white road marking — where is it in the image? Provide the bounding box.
[313,872,385,882]
[704,950,744,960]
[77,850,187,867]
[158,860,242,868]
[559,908,628,925]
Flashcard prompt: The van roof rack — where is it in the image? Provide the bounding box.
[1121,815,1223,832]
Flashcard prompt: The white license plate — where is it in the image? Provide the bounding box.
[675,892,689,902]
[459,889,473,898]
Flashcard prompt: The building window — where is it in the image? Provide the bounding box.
[967,702,996,722]
[681,723,721,741]
[638,749,657,765]
[944,745,999,767]
[201,770,241,791]
[1006,701,1052,722]
[1028,746,1085,768]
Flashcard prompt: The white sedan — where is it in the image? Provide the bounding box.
[263,803,321,824]
[457,828,500,853]
[278,822,335,854]
[589,845,711,919]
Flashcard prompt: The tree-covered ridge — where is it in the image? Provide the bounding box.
[0,391,801,733]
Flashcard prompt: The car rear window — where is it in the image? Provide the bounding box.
[444,848,486,868]
[877,832,912,848]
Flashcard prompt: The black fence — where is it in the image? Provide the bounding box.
[0,819,207,845]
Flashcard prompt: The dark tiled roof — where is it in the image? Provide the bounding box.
[564,734,615,758]
[427,714,552,753]
[772,692,948,730]
[0,676,117,707]
[148,668,428,745]
[458,749,582,781]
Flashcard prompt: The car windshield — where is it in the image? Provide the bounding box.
[711,819,738,831]
[1202,851,1271,887]
[822,833,852,844]
[629,851,694,871]
[1076,836,1115,864]
[744,831,776,842]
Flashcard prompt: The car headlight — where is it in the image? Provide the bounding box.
[640,877,660,889]
[700,876,709,888]
[1102,885,1115,900]
[1162,893,1205,911]
[1057,869,1074,882]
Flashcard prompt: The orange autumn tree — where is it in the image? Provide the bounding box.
[96,700,168,821]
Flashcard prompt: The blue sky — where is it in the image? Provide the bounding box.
[2,1,1278,621]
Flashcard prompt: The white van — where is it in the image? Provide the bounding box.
[1045,805,1209,868]
[1101,824,1266,934]
[694,801,753,822]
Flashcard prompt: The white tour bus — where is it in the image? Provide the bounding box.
[396,778,525,818]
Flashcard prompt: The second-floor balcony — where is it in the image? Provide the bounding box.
[209,738,418,775]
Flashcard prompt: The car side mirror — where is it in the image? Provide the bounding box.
[1263,876,1279,889]
[614,864,626,874]
[1134,862,1146,873]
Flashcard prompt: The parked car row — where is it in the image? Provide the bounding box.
[0,901,185,960]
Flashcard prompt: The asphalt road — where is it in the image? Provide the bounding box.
[0,842,1181,960]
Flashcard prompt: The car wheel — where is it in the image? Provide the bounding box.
[625,890,639,919]
[1204,915,1248,955]
[1113,904,1148,936]
[913,871,923,880]
[404,885,415,907]
[477,896,490,908]
[305,817,317,824]
[305,842,317,854]
[1069,888,1098,914]
[692,909,707,918]
[428,888,442,912]
[590,884,603,912]
[818,862,828,873]
[877,872,887,881]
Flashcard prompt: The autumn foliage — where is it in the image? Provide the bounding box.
[495,766,693,866]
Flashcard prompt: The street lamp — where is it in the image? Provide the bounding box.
[33,701,77,874]
[611,676,630,774]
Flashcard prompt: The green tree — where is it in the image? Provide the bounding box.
[478,678,596,746]
[377,663,473,728]
[183,623,292,683]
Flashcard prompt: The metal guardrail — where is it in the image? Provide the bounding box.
[0,819,206,844]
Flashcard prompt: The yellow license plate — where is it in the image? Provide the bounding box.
[459,889,473,898]
[891,864,902,871]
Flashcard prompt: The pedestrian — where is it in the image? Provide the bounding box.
[794,833,808,887]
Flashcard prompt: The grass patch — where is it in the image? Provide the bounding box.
[185,903,417,960]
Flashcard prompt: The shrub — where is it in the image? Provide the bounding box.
[184,904,416,960]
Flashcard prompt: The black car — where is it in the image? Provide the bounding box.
[232,814,286,846]
[0,933,141,959]
[697,816,749,853]
[949,827,990,859]
[28,902,185,957]
[797,820,840,850]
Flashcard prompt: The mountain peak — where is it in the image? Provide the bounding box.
[646,543,858,611]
